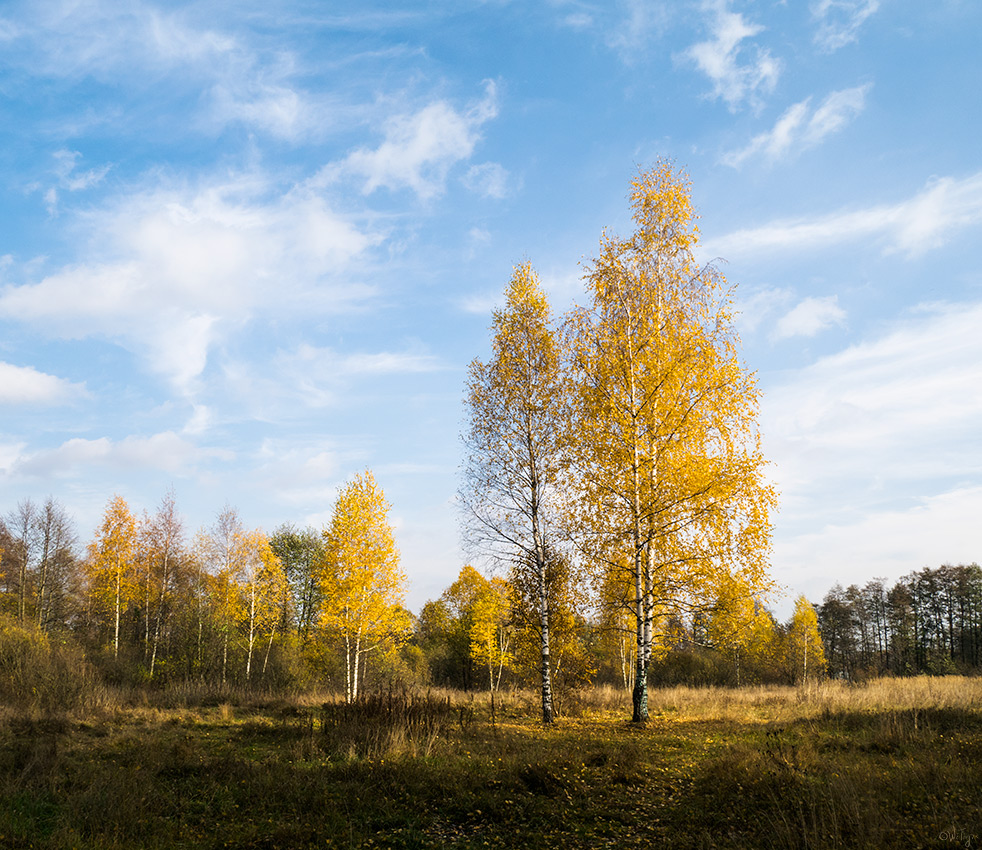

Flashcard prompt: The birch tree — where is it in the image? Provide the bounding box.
[786,596,826,684]
[32,498,78,633]
[239,530,288,681]
[468,573,513,692]
[138,491,185,678]
[320,471,407,702]
[567,162,775,722]
[461,262,564,723]
[88,495,139,659]
[270,524,324,644]
[196,506,247,684]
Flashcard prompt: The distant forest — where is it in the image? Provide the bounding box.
[2,493,979,704]
[817,564,982,679]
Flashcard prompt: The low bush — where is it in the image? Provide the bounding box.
[0,615,94,714]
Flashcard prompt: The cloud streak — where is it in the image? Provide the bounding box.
[3,0,328,141]
[772,295,846,340]
[765,301,982,497]
[704,172,982,259]
[8,431,231,478]
[812,0,880,53]
[723,84,870,167]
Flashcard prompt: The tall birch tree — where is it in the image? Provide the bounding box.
[567,162,775,722]
[88,495,139,659]
[320,471,407,702]
[138,491,185,678]
[196,506,247,684]
[239,530,288,681]
[461,262,564,723]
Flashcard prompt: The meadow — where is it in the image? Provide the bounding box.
[2,678,981,849]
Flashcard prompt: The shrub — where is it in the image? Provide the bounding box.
[0,615,93,713]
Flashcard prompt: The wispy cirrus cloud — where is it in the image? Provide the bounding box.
[220,342,446,414]
[463,162,511,199]
[765,300,982,595]
[776,485,982,606]
[722,84,870,167]
[812,0,880,53]
[2,0,327,141]
[703,172,982,259]
[766,301,982,492]
[333,82,500,200]
[44,149,112,214]
[605,0,670,58]
[9,431,231,478]
[773,295,847,340]
[683,0,781,111]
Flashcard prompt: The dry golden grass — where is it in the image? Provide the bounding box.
[1,677,980,849]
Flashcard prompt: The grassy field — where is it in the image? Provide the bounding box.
[2,678,981,849]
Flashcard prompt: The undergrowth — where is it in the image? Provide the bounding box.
[1,677,980,849]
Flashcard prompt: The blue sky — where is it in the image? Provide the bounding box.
[1,0,980,615]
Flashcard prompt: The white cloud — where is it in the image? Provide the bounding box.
[0,175,378,394]
[683,0,781,111]
[765,301,982,497]
[339,82,499,199]
[777,485,982,604]
[5,1,321,141]
[703,172,982,259]
[463,162,510,199]
[735,285,792,334]
[772,295,846,339]
[812,0,880,53]
[0,361,86,404]
[764,301,982,596]
[250,439,350,509]
[722,84,870,167]
[457,292,501,315]
[0,16,19,41]
[226,343,447,414]
[11,431,230,478]
[563,12,594,29]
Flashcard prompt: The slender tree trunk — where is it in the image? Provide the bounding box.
[114,561,122,659]
[144,567,152,661]
[344,631,353,703]
[246,585,256,681]
[351,634,361,700]
[534,532,554,723]
[262,624,276,678]
[36,535,51,632]
[18,547,27,624]
[150,577,166,679]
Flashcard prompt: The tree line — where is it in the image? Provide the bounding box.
[0,473,408,701]
[818,564,982,679]
[0,483,824,699]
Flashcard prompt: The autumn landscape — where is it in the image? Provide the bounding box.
[4,2,982,848]
[4,163,982,849]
